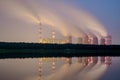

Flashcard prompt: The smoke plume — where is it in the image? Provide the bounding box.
[0,0,108,40]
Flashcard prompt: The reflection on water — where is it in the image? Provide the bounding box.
[0,57,111,80]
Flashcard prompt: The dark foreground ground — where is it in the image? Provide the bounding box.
[0,42,120,59]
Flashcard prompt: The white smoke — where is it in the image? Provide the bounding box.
[0,0,108,41]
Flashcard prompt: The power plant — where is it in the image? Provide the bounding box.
[38,22,112,66]
[0,0,115,80]
[38,22,112,80]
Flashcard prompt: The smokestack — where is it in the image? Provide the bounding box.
[104,35,112,45]
[38,22,42,43]
[88,35,98,45]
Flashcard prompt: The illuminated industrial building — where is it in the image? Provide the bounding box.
[38,22,112,80]
[104,35,112,45]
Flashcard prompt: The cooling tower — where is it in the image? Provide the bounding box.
[88,35,98,45]
[100,35,112,65]
[66,36,72,43]
[104,35,112,45]
[82,35,89,44]
[87,36,98,64]
[100,37,105,45]
[93,36,98,44]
